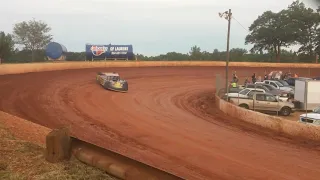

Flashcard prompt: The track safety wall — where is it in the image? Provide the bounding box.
[1,61,320,75]
[215,94,320,141]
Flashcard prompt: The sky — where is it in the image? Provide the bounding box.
[0,0,318,56]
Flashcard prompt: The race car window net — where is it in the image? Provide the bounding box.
[112,76,120,81]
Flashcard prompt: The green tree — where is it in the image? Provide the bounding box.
[13,18,52,62]
[245,10,295,62]
[287,0,320,56]
[165,52,189,60]
[212,49,224,60]
[189,45,202,60]
[230,48,248,61]
[135,53,149,60]
[0,31,15,63]
[201,51,213,60]
[65,52,86,61]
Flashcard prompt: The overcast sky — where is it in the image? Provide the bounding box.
[0,0,317,56]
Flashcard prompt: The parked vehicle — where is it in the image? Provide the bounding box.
[223,88,265,99]
[255,80,294,93]
[229,92,295,116]
[299,106,320,126]
[313,77,320,80]
[286,77,312,86]
[246,83,289,101]
[228,87,242,93]
[229,84,247,92]
[285,78,297,86]
[274,79,294,89]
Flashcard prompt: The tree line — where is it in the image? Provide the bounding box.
[0,0,319,63]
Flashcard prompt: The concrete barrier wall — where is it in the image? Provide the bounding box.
[1,61,320,75]
[215,95,320,141]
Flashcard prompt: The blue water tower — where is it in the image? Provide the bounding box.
[45,42,68,60]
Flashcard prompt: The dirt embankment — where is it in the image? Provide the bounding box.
[0,112,117,180]
[1,66,320,179]
[1,61,320,75]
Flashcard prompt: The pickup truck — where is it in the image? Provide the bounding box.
[229,92,295,116]
[228,85,246,93]
[245,83,289,101]
[224,88,266,99]
[255,80,294,93]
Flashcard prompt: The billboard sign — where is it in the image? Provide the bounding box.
[86,44,133,60]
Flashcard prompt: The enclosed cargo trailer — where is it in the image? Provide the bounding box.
[294,79,320,111]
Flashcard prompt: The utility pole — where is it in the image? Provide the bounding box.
[219,9,232,100]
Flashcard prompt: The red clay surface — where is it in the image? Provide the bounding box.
[1,66,320,180]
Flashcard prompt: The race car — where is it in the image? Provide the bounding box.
[96,72,128,92]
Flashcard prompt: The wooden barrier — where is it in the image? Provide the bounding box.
[45,128,72,163]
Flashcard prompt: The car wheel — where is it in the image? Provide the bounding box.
[281,107,291,116]
[239,104,249,109]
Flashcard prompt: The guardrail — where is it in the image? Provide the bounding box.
[71,137,183,180]
[45,128,183,180]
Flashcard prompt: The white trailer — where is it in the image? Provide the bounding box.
[294,79,320,110]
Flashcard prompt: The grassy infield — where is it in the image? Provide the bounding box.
[0,123,117,180]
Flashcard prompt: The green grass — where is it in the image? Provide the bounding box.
[0,124,118,180]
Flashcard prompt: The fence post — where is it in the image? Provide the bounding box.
[277,96,279,116]
[215,74,220,96]
[45,127,72,163]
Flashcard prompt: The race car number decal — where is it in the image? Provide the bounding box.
[99,77,105,85]
[113,82,122,88]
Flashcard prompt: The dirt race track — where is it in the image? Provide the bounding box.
[1,66,320,180]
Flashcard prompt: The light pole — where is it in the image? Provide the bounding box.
[219,9,232,100]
